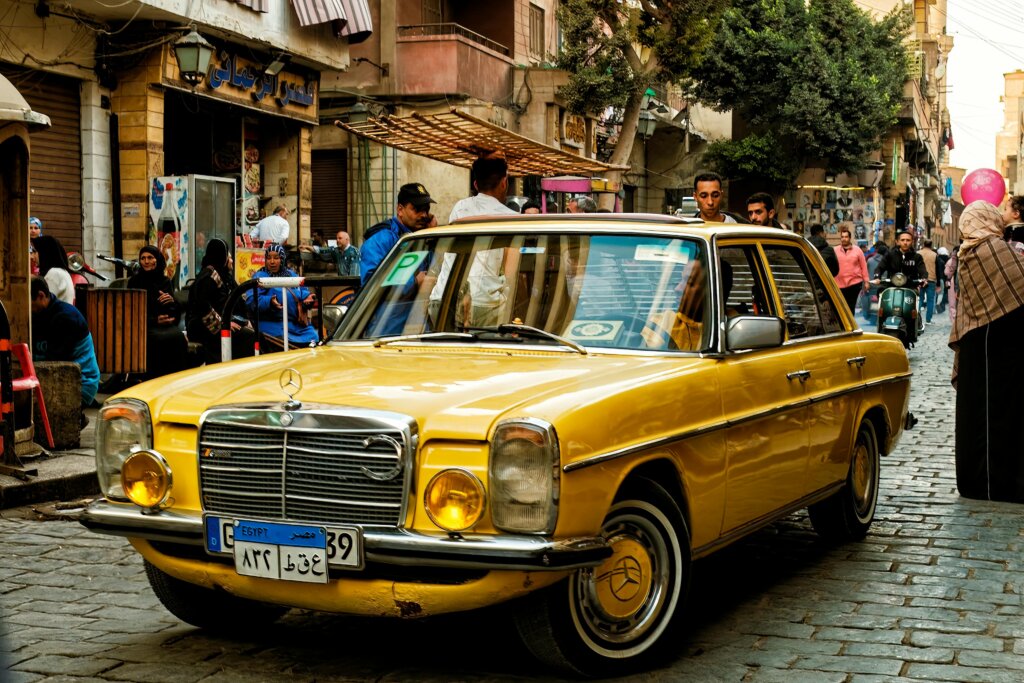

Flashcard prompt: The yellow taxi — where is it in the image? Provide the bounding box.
[81,215,912,676]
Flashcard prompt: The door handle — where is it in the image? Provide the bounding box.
[846,356,867,368]
[786,370,811,383]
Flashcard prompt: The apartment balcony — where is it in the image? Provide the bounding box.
[899,78,940,173]
[395,24,513,103]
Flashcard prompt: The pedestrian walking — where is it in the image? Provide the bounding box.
[935,246,949,313]
[948,200,1024,502]
[808,224,840,276]
[944,244,959,322]
[833,227,869,314]
[918,239,938,324]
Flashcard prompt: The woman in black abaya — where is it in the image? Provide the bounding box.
[949,200,1024,501]
[128,245,188,379]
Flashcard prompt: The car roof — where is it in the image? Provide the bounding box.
[421,213,801,241]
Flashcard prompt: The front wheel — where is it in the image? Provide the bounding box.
[513,479,691,677]
[808,419,880,541]
[145,560,288,631]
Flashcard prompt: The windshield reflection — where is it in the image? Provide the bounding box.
[337,233,709,352]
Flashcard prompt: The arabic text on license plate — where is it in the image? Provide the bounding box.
[204,516,363,571]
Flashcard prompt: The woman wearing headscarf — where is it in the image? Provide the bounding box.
[127,246,188,379]
[249,244,318,350]
[187,238,254,364]
[948,200,1024,502]
[33,235,75,305]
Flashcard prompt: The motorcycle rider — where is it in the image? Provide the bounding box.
[874,230,927,284]
[872,230,927,341]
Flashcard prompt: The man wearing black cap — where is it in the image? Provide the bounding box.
[359,183,436,286]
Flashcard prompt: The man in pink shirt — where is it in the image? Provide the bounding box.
[833,227,869,315]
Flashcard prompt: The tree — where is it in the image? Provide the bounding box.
[690,0,910,192]
[556,0,730,204]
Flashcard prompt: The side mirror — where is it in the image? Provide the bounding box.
[726,316,785,351]
[322,304,348,338]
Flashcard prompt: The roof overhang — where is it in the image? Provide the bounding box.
[0,73,50,128]
[335,109,627,177]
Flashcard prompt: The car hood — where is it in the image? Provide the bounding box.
[122,344,705,440]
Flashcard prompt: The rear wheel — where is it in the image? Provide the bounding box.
[808,419,880,541]
[145,560,288,630]
[513,479,691,676]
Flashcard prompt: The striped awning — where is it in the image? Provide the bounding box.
[290,0,373,41]
[336,109,626,178]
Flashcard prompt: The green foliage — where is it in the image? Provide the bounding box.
[690,0,911,185]
[556,0,730,115]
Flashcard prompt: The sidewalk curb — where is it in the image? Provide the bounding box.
[0,451,98,509]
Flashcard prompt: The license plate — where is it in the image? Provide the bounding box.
[204,516,363,579]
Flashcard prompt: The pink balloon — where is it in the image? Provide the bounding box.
[961,168,1006,206]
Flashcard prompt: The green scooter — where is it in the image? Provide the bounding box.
[875,272,925,349]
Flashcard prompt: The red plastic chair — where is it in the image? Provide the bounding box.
[11,343,54,449]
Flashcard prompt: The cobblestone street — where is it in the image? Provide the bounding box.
[3,313,1023,682]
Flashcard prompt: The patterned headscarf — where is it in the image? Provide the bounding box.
[29,217,42,233]
[948,200,1024,386]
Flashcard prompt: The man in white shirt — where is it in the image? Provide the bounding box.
[440,156,518,327]
[250,205,291,245]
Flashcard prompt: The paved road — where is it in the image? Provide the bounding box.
[3,312,1023,682]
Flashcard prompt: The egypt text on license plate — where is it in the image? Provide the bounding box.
[204,517,363,582]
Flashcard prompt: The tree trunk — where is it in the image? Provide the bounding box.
[599,96,642,211]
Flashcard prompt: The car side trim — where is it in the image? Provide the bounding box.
[78,501,610,571]
[563,372,913,473]
[690,481,845,559]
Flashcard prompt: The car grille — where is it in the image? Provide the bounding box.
[198,420,408,527]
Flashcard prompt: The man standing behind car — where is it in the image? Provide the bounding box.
[360,183,436,286]
[693,171,743,223]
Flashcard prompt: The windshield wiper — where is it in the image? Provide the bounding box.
[373,332,478,347]
[489,323,588,355]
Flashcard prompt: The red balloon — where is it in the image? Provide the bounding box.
[961,168,1006,206]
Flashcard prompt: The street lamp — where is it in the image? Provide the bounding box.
[637,110,656,141]
[173,30,215,87]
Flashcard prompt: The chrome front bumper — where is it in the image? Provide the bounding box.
[79,500,610,571]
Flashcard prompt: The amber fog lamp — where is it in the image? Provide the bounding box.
[121,450,172,509]
[424,469,485,532]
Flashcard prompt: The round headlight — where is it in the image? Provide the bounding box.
[121,450,172,509]
[424,469,485,532]
[892,272,907,287]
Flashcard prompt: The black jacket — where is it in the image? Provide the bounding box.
[808,234,840,276]
[875,247,927,282]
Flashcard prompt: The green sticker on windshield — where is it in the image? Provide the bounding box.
[382,251,428,287]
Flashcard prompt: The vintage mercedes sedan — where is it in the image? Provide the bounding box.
[81,215,912,676]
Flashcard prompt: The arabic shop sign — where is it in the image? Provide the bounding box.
[164,47,318,122]
[208,52,314,108]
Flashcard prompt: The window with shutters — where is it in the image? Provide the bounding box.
[311,150,349,242]
[529,4,545,59]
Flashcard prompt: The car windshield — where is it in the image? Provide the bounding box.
[337,232,710,352]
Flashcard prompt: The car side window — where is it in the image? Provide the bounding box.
[719,246,771,318]
[763,246,843,338]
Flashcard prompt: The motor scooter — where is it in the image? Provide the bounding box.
[67,252,108,287]
[874,272,926,349]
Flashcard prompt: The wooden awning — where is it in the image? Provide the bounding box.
[335,109,626,177]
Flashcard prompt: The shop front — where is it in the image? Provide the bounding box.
[113,43,319,287]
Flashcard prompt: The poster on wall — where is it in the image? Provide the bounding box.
[149,176,189,287]
[784,187,880,246]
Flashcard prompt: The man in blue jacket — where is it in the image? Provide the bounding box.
[359,183,436,286]
[30,276,101,408]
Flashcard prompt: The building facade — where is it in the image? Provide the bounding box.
[0,0,369,279]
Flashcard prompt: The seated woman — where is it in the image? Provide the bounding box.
[249,244,319,350]
[128,246,188,378]
[187,238,254,364]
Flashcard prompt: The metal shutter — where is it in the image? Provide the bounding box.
[0,66,83,253]
[311,149,348,240]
